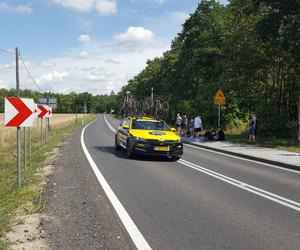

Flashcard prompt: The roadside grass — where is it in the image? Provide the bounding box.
[0,114,97,249]
[225,130,300,153]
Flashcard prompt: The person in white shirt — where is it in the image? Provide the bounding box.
[175,113,182,135]
[194,115,202,138]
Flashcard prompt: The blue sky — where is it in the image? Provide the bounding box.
[0,0,228,94]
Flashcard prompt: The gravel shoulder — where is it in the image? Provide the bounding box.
[42,126,134,250]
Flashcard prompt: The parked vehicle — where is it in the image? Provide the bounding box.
[115,116,183,160]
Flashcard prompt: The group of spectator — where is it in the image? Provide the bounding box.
[174,113,225,141]
[174,111,258,143]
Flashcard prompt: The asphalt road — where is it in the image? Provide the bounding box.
[83,115,300,250]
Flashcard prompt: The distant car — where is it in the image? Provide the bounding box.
[115,116,183,160]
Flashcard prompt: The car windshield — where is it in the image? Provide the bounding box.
[131,120,171,131]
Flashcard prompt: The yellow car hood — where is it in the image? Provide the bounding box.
[129,129,180,141]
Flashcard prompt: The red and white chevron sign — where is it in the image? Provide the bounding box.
[5,97,35,127]
[33,104,39,119]
[37,104,49,118]
[47,107,53,118]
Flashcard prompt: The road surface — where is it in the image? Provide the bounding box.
[82,115,300,250]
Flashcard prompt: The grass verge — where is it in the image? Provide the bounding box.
[0,114,97,249]
[225,131,300,153]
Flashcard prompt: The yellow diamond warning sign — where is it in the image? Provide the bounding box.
[214,89,226,105]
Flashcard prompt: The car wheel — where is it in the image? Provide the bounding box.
[114,136,120,150]
[126,140,132,158]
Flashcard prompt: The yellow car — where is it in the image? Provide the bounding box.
[115,116,183,160]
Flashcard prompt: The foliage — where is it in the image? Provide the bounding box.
[0,89,118,114]
[119,0,299,138]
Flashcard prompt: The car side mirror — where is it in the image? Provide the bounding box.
[171,128,176,132]
[122,124,129,129]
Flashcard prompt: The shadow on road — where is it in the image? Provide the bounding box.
[92,145,175,162]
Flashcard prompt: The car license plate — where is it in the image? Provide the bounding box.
[154,146,169,151]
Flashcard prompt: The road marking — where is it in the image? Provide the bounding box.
[104,115,116,133]
[184,144,300,174]
[178,159,300,212]
[104,115,300,211]
[81,117,152,250]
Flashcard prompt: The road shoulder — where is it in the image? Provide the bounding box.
[42,126,133,249]
[182,137,300,171]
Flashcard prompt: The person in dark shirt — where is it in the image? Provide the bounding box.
[204,129,214,141]
[217,128,225,141]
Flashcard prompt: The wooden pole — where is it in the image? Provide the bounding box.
[16,47,21,187]
[24,127,26,171]
[298,94,300,142]
[218,104,221,128]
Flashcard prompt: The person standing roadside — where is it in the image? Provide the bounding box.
[189,117,194,137]
[248,112,257,143]
[182,115,188,136]
[176,113,182,136]
[194,115,202,139]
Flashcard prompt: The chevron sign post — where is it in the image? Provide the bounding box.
[4,97,35,187]
[37,104,47,146]
[5,97,35,127]
[47,107,53,118]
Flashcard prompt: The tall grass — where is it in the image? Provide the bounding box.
[0,114,86,148]
[0,113,96,248]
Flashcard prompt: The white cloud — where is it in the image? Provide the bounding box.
[47,0,94,12]
[36,71,69,85]
[47,0,117,15]
[169,11,189,23]
[95,0,117,15]
[153,0,167,5]
[40,61,57,68]
[105,58,121,64]
[86,68,110,81]
[0,2,32,14]
[0,33,169,95]
[78,34,91,43]
[113,26,163,51]
[114,27,154,43]
[78,51,89,59]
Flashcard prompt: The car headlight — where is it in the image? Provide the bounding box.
[131,136,146,143]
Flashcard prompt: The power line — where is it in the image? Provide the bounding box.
[19,55,43,92]
[0,48,14,56]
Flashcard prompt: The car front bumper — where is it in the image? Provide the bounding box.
[132,141,183,156]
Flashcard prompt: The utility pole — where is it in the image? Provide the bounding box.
[16,47,21,187]
[75,104,78,123]
[24,127,26,172]
[47,94,51,144]
[218,104,221,128]
[298,94,300,142]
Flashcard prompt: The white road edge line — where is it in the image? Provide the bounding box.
[81,116,152,250]
[179,159,300,212]
[184,143,300,174]
[103,115,300,212]
[104,115,116,133]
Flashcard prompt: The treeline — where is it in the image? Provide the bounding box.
[0,88,118,114]
[120,0,300,138]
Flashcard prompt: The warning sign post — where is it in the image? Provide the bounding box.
[214,89,226,127]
